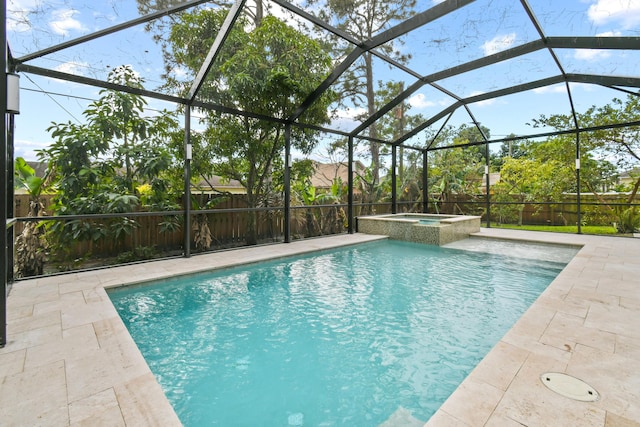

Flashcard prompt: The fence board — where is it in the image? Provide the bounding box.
[12,192,637,263]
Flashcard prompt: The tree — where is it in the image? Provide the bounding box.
[428,146,483,214]
[494,136,529,168]
[14,157,51,277]
[425,124,490,214]
[492,157,574,226]
[374,81,425,197]
[136,0,265,36]
[456,123,491,145]
[305,0,416,182]
[450,123,491,165]
[326,81,425,213]
[582,95,640,203]
[530,96,640,231]
[532,94,640,203]
[84,66,175,194]
[165,11,335,244]
[295,181,320,238]
[40,65,178,260]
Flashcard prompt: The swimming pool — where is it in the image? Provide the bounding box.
[108,239,578,426]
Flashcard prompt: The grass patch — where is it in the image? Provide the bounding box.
[490,223,619,235]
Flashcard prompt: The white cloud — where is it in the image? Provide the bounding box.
[13,138,51,161]
[336,106,367,120]
[54,61,90,76]
[267,2,298,23]
[49,9,87,36]
[587,0,640,29]
[8,0,40,10]
[481,33,517,56]
[468,91,496,107]
[408,93,436,109]
[568,82,596,92]
[574,30,622,61]
[407,94,452,109]
[172,66,189,80]
[329,106,367,131]
[597,30,624,36]
[7,0,40,32]
[533,84,567,95]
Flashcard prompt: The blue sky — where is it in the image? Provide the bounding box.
[7,0,640,161]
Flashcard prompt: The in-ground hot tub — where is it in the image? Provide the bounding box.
[357,213,481,245]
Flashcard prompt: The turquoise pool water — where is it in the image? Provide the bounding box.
[109,239,577,426]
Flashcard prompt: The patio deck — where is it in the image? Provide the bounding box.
[1,229,639,426]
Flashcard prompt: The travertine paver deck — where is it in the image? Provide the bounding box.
[1,229,640,426]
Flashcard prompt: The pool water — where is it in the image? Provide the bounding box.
[109,240,577,426]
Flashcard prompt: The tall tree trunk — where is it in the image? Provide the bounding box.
[15,200,47,278]
[627,177,640,205]
[364,52,381,213]
[365,53,379,183]
[254,0,263,25]
[518,203,525,226]
[364,52,380,184]
[246,189,258,245]
[305,208,318,237]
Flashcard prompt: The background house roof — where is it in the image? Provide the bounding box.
[309,161,365,189]
[193,175,246,195]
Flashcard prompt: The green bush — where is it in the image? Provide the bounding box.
[115,246,158,264]
[615,207,640,234]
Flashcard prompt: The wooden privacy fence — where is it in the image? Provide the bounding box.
[13,191,635,261]
[436,193,637,225]
[13,194,347,259]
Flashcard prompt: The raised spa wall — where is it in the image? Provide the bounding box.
[356,214,481,246]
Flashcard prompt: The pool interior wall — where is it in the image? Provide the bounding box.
[3,230,640,426]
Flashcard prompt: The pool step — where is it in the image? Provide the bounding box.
[378,406,424,427]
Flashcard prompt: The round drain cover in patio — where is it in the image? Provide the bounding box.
[540,372,599,402]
